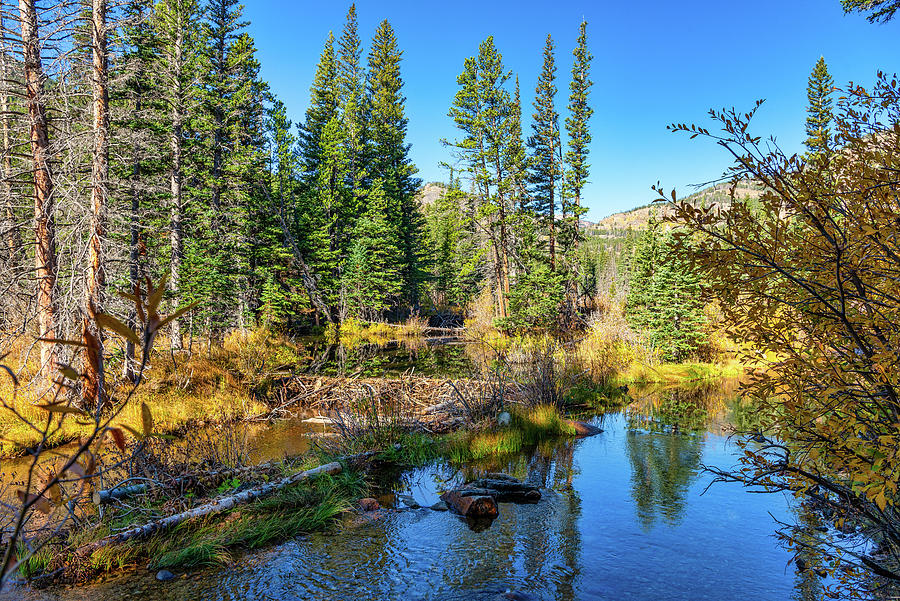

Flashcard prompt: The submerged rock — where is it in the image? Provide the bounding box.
[504,591,538,601]
[359,497,380,512]
[398,494,420,509]
[156,570,175,582]
[440,490,499,519]
[570,421,603,437]
[465,478,541,503]
[430,500,449,511]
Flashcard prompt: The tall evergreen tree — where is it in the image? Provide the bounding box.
[805,56,834,161]
[367,19,423,306]
[337,4,368,215]
[564,19,593,252]
[455,37,516,318]
[343,179,402,319]
[527,34,562,270]
[299,32,338,181]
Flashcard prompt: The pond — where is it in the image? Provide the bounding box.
[5,379,829,601]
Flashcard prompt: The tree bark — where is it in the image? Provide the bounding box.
[80,461,343,551]
[0,15,21,273]
[168,20,184,351]
[19,0,59,383]
[83,0,109,408]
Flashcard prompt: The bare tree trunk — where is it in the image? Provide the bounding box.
[168,23,184,351]
[124,107,141,381]
[83,0,109,408]
[0,15,20,272]
[19,0,59,383]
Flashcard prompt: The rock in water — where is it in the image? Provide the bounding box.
[430,500,449,511]
[570,421,603,437]
[398,494,420,509]
[156,570,175,582]
[359,497,380,512]
[466,477,541,503]
[440,490,499,519]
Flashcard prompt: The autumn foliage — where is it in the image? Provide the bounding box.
[658,74,900,593]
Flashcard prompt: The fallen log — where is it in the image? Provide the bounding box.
[81,461,342,552]
[440,490,498,519]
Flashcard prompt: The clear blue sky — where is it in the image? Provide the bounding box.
[242,0,899,220]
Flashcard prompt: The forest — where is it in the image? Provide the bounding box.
[0,1,898,600]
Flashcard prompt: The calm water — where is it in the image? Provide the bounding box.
[7,381,828,601]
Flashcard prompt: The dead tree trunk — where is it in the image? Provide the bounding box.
[83,0,109,408]
[0,15,21,273]
[168,18,185,351]
[19,0,59,382]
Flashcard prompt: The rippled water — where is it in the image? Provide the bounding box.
[8,382,827,601]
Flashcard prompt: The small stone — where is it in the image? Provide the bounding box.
[398,494,420,509]
[359,497,380,511]
[497,411,511,426]
[156,569,175,582]
[430,500,449,511]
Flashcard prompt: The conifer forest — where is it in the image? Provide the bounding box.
[0,2,898,600]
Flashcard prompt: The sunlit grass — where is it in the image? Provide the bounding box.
[444,404,576,462]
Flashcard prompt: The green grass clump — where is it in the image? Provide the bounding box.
[87,470,366,572]
[443,404,576,462]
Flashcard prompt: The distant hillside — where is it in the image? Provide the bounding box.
[416,180,763,232]
[592,181,764,231]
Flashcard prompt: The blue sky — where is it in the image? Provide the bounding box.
[242,0,899,220]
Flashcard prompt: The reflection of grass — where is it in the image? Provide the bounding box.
[615,360,743,385]
[444,404,576,462]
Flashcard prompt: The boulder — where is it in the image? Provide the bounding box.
[440,490,498,519]
[359,497,380,512]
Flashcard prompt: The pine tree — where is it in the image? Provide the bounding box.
[447,36,516,318]
[299,32,338,181]
[337,4,368,215]
[343,179,402,319]
[366,19,424,307]
[564,19,593,252]
[805,57,834,161]
[527,33,562,270]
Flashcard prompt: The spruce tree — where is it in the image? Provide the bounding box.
[337,4,368,215]
[367,19,424,307]
[564,19,593,252]
[805,57,834,161]
[527,33,562,270]
[343,179,402,319]
[299,32,338,181]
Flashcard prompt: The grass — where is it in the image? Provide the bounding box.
[0,329,295,457]
[613,359,744,385]
[443,404,576,463]
[84,469,366,572]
